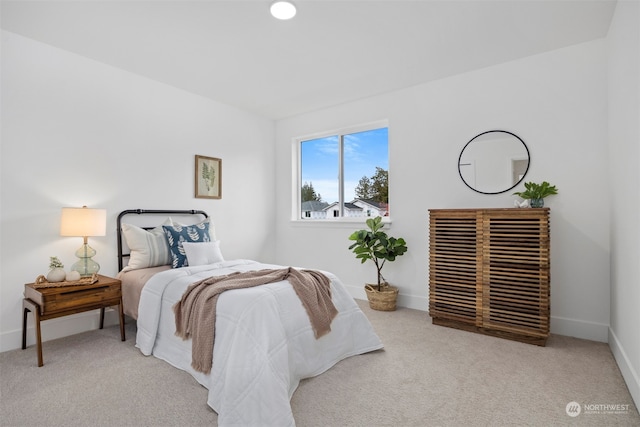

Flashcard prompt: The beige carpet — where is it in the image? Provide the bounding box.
[1,300,638,426]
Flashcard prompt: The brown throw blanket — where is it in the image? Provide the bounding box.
[173,268,338,374]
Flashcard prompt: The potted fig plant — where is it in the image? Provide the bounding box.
[513,181,558,208]
[348,216,408,311]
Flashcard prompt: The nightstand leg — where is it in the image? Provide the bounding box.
[34,308,43,367]
[22,304,29,350]
[22,299,44,367]
[98,304,125,341]
[119,299,126,341]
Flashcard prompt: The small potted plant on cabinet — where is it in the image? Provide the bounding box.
[348,216,408,311]
[513,181,559,208]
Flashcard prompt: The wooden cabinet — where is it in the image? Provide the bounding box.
[429,208,550,345]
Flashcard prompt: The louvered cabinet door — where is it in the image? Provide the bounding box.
[429,208,550,346]
[429,210,482,326]
[482,210,550,343]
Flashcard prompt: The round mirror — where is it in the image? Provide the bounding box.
[458,130,530,194]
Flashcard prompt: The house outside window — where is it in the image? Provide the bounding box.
[296,121,389,221]
[300,200,329,220]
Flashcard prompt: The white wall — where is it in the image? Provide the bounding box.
[1,8,636,409]
[275,39,610,342]
[0,31,276,351]
[607,0,640,407]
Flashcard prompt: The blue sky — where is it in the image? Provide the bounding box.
[301,127,388,203]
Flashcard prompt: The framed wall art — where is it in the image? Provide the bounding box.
[195,155,222,199]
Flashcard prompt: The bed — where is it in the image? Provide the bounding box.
[115,209,384,426]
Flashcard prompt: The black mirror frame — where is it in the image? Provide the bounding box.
[458,130,530,195]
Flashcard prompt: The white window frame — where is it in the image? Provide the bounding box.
[291,120,390,226]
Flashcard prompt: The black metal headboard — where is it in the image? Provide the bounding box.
[116,209,209,271]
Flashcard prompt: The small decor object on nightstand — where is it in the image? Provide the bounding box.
[33,272,99,289]
[513,181,558,208]
[46,256,66,283]
[66,270,81,282]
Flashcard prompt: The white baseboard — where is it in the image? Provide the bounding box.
[550,315,609,342]
[344,283,429,312]
[0,308,121,353]
[346,284,610,343]
[608,328,640,408]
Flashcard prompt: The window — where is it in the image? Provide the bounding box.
[296,122,389,220]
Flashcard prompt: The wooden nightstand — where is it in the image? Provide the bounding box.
[22,274,125,367]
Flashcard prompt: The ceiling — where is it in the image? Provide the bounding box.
[1,0,617,120]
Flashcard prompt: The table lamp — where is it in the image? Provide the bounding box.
[60,206,107,276]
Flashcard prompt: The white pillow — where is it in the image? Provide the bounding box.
[121,219,173,271]
[182,241,224,266]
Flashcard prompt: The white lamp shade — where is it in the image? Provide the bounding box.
[60,207,107,237]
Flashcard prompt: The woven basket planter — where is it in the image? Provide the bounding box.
[364,283,399,311]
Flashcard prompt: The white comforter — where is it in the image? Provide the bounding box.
[136,259,383,426]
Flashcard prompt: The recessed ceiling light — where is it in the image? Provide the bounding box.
[270,1,296,20]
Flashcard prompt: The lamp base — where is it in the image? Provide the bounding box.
[72,243,100,277]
